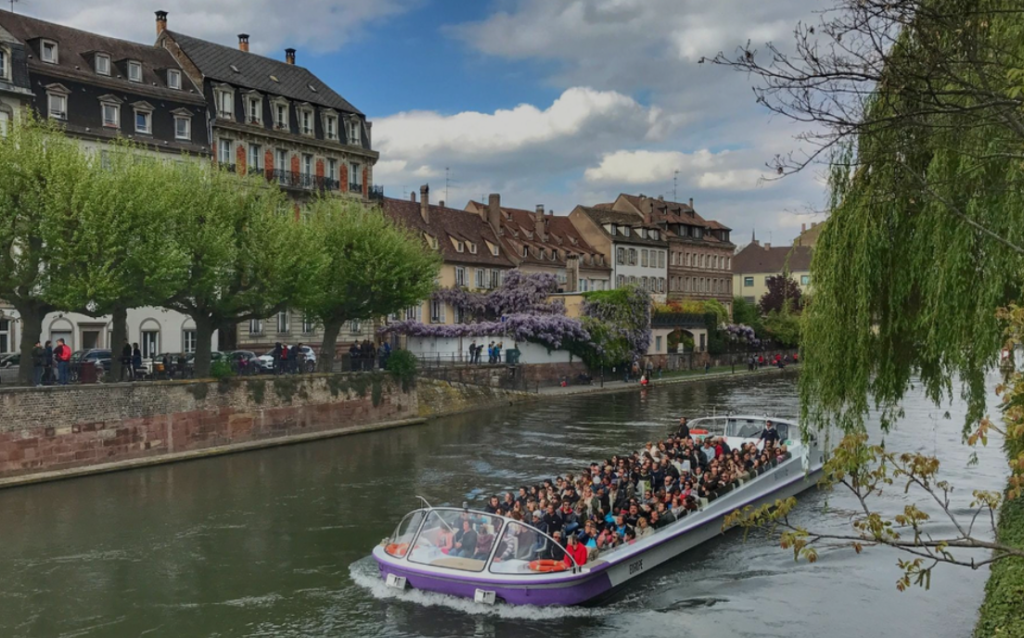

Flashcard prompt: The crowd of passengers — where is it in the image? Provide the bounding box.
[439,418,790,569]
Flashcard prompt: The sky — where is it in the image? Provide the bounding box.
[17,0,834,245]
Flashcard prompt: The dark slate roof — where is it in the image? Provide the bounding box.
[0,12,203,102]
[575,206,669,248]
[166,31,362,115]
[732,242,813,274]
[383,198,514,268]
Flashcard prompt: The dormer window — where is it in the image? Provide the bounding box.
[167,69,181,90]
[325,114,338,141]
[128,61,142,83]
[299,105,314,136]
[95,53,110,76]
[468,242,477,254]
[99,95,121,128]
[521,245,529,258]
[273,100,289,129]
[172,108,192,141]
[0,48,6,80]
[455,240,465,253]
[487,241,499,256]
[246,94,262,125]
[41,40,58,64]
[214,86,234,120]
[132,101,154,135]
[45,83,69,120]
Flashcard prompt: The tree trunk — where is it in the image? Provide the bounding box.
[109,305,128,382]
[193,316,215,378]
[15,304,43,386]
[218,320,237,352]
[318,318,342,373]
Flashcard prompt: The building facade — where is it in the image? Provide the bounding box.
[155,11,381,352]
[465,196,611,292]
[567,205,669,303]
[610,194,735,312]
[732,240,813,306]
[0,11,215,357]
[384,186,515,329]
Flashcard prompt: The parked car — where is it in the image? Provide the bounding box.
[227,351,261,375]
[143,353,193,378]
[0,352,20,369]
[257,345,317,372]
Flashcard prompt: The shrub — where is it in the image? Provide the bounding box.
[386,349,418,391]
[210,359,234,380]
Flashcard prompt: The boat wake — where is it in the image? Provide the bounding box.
[347,558,605,619]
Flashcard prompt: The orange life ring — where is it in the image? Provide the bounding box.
[385,543,409,557]
[690,428,709,436]
[528,559,569,573]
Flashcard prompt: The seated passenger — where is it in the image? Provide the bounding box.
[452,520,479,558]
[564,533,589,568]
[438,526,455,555]
[635,516,655,540]
[545,531,567,562]
[474,525,496,560]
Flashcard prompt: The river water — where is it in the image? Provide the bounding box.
[0,372,1008,638]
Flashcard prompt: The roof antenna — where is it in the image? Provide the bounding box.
[10,0,20,13]
[673,169,679,202]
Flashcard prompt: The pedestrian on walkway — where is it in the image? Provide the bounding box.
[288,342,298,373]
[43,340,54,385]
[121,339,134,380]
[272,342,283,375]
[55,338,71,385]
[132,343,143,379]
[31,341,45,386]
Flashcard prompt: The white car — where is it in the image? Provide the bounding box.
[257,345,317,372]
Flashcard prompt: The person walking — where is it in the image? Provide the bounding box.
[55,338,71,386]
[31,341,45,387]
[469,340,477,364]
[121,339,133,381]
[296,343,306,373]
[272,342,283,375]
[288,342,298,374]
[43,340,54,385]
[132,343,142,380]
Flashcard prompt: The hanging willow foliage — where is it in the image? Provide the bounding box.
[798,0,1024,434]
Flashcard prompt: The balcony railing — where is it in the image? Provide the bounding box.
[349,182,361,193]
[369,185,384,201]
[269,170,341,192]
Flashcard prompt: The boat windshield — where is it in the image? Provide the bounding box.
[489,521,565,575]
[385,510,427,558]
[725,418,791,442]
[407,509,505,573]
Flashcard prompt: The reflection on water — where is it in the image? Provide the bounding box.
[0,372,1008,638]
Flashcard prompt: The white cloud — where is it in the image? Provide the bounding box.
[20,0,416,55]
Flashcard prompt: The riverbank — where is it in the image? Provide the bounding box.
[974,433,1024,638]
[535,363,794,399]
[0,374,529,490]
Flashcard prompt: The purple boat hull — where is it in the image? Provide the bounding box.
[375,559,613,606]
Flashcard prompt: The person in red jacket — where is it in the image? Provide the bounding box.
[563,533,589,569]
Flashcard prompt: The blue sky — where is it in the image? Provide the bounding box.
[24,0,833,244]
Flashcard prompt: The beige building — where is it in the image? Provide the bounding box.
[384,187,515,327]
[732,240,813,306]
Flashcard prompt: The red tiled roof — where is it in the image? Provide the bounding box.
[382,198,514,268]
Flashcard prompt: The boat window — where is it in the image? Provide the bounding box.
[386,510,426,558]
[728,420,764,439]
[407,510,504,573]
[489,521,555,575]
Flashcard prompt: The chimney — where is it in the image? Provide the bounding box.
[410,191,416,203]
[238,34,250,53]
[439,200,445,208]
[658,195,664,201]
[285,48,296,65]
[534,209,546,239]
[536,204,545,216]
[155,10,168,36]
[688,197,694,208]
[801,223,807,233]
[486,193,501,231]
[419,185,430,224]
[764,242,771,250]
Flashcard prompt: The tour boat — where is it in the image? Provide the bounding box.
[371,415,825,607]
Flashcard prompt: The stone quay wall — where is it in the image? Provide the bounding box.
[0,375,532,484]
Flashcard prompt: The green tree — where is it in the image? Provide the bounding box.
[300,198,440,372]
[762,305,801,347]
[732,296,765,335]
[163,165,314,377]
[0,118,87,384]
[45,141,190,380]
[714,0,1024,611]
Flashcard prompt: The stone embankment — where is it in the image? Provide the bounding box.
[0,374,529,489]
